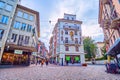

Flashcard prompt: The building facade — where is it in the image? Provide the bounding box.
[0,0,21,63]
[99,0,120,50]
[1,4,40,65]
[52,13,85,65]
[49,36,54,63]
[95,42,104,58]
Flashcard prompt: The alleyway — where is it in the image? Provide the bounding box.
[0,64,120,80]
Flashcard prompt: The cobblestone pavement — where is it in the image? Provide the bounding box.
[0,64,120,80]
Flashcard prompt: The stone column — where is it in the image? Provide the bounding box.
[80,54,85,64]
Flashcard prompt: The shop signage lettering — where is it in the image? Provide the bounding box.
[14,50,23,54]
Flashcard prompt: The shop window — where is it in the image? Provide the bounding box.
[0,29,4,40]
[21,23,26,31]
[65,46,69,51]
[11,33,17,42]
[13,21,21,29]
[1,15,9,24]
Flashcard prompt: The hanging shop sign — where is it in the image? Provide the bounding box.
[14,50,23,54]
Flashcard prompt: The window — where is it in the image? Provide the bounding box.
[65,30,68,34]
[10,0,15,1]
[119,0,120,3]
[75,38,78,44]
[72,17,74,20]
[75,31,77,35]
[27,25,32,32]
[0,29,4,40]
[13,21,20,29]
[65,37,68,43]
[61,30,63,35]
[67,17,69,20]
[17,11,23,17]
[11,33,17,42]
[21,23,26,31]
[29,15,34,21]
[65,46,69,51]
[23,13,28,19]
[76,46,79,52]
[18,35,24,46]
[1,15,9,24]
[0,1,5,9]
[5,4,13,12]
[61,36,63,41]
[24,36,30,44]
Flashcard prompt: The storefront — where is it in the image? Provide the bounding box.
[65,55,80,63]
[1,44,36,66]
[107,38,120,69]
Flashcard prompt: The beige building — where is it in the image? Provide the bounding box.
[0,0,21,63]
[99,0,120,50]
[95,42,104,58]
[51,13,85,65]
[0,4,40,65]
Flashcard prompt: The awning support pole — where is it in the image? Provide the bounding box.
[107,55,111,63]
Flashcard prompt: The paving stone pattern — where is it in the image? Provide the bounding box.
[0,64,120,80]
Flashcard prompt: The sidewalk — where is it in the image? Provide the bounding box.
[0,64,29,69]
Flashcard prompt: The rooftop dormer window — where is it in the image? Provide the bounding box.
[67,17,69,20]
[72,17,74,20]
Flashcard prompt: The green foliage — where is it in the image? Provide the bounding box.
[95,56,107,60]
[83,37,97,60]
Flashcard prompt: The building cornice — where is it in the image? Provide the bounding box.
[58,19,82,24]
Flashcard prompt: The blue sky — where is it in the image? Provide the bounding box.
[21,0,104,49]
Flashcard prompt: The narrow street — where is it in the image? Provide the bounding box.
[0,64,120,80]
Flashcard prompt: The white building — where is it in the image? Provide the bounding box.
[95,42,104,58]
[52,13,85,65]
[0,4,40,65]
[0,0,21,63]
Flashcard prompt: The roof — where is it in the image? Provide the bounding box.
[58,18,82,24]
[107,38,120,56]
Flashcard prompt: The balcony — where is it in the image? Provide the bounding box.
[102,0,110,4]
[63,25,79,30]
[63,40,81,46]
[103,19,111,29]
[111,17,120,29]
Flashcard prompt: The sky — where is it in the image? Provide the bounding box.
[21,0,104,50]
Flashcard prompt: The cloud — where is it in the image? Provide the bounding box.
[21,0,103,50]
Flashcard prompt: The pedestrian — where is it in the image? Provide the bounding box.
[66,60,68,66]
[38,60,41,64]
[45,59,49,66]
[41,60,44,67]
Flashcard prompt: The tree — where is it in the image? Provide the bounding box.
[83,37,97,60]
